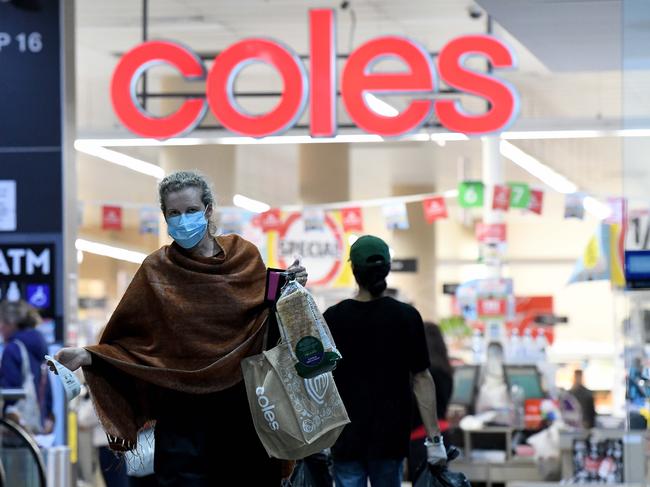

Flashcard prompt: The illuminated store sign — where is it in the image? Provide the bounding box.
[111,9,519,139]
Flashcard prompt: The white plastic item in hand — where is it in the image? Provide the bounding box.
[45,355,81,401]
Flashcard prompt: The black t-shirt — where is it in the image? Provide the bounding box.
[324,296,430,461]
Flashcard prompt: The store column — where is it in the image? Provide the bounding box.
[298,143,350,204]
[390,184,437,321]
[482,136,505,278]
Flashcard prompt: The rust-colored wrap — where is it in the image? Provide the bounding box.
[82,234,269,451]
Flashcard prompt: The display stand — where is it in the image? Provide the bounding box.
[559,429,648,484]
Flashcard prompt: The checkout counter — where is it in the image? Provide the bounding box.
[447,364,649,486]
[449,364,547,486]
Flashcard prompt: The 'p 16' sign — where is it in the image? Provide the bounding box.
[0,32,43,53]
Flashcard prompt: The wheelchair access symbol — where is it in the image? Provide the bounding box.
[26,284,51,309]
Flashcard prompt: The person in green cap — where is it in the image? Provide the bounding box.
[323,235,447,486]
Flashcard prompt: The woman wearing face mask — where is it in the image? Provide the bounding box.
[55,171,307,486]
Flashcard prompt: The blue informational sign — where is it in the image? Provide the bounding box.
[26,283,51,309]
[0,1,65,343]
[0,0,61,148]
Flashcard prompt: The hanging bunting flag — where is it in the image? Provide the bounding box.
[564,193,585,219]
[528,189,544,215]
[341,207,364,233]
[492,185,511,211]
[302,207,326,232]
[458,181,484,208]
[139,206,159,235]
[382,202,409,230]
[102,205,122,230]
[423,196,447,223]
[508,182,531,209]
[260,209,282,232]
[220,209,244,235]
[605,197,626,225]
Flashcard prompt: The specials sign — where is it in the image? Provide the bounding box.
[276,213,344,287]
[111,9,519,140]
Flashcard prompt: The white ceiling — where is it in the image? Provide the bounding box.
[477,0,622,72]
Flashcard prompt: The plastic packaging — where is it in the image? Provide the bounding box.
[275,279,341,378]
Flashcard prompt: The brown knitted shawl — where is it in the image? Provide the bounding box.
[82,234,269,451]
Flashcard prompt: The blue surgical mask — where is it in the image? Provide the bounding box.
[167,210,208,249]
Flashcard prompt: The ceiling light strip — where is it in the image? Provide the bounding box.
[75,238,147,264]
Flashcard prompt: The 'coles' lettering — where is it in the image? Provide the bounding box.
[255,386,280,431]
[111,9,518,139]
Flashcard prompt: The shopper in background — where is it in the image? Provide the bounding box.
[408,322,454,479]
[0,300,54,437]
[78,388,129,487]
[324,235,447,487]
[54,171,307,486]
[570,369,596,429]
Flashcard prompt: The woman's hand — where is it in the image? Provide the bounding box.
[52,347,92,372]
[287,258,308,286]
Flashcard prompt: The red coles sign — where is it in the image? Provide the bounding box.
[111,10,519,140]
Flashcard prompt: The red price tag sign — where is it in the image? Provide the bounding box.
[476,222,507,243]
[478,298,507,316]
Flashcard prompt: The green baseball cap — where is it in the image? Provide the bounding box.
[350,235,391,266]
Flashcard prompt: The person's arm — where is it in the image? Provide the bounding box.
[407,308,447,465]
[413,368,441,438]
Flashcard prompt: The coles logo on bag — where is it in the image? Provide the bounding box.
[256,386,280,431]
[111,9,519,140]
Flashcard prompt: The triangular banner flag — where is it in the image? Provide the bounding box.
[423,196,447,223]
[508,182,531,209]
[565,193,585,219]
[102,205,122,230]
[492,185,511,211]
[458,181,484,208]
[382,202,409,230]
[528,189,544,215]
[341,207,364,232]
[260,209,282,232]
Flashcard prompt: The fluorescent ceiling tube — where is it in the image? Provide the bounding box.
[75,238,147,264]
[499,140,578,194]
[75,140,165,179]
[364,93,399,117]
[233,194,271,213]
